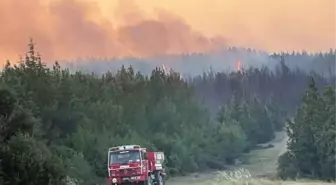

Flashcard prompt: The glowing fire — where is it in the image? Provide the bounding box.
[236,60,242,71]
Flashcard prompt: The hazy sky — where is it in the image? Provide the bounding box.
[0,0,335,62]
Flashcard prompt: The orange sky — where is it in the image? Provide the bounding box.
[0,0,335,63]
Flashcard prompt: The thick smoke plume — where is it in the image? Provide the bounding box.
[0,0,227,63]
[0,0,334,64]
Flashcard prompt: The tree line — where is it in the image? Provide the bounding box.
[0,41,334,184]
[60,47,335,78]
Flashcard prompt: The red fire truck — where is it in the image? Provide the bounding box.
[107,145,166,185]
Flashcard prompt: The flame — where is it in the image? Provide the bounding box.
[236,60,242,71]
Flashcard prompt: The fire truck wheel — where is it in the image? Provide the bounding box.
[143,176,152,185]
[154,172,165,185]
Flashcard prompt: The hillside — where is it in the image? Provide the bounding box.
[0,49,290,184]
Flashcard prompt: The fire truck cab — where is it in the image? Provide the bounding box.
[107,145,166,185]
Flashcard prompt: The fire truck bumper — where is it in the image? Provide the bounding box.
[108,176,145,184]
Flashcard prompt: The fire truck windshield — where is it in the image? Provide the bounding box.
[109,150,141,164]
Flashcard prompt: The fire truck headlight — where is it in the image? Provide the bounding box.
[112,178,117,183]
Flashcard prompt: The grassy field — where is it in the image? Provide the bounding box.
[168,178,335,185]
[238,131,289,177]
[167,131,335,185]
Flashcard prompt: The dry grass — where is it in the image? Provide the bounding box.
[187,179,335,185]
[238,131,289,177]
[168,131,335,185]
[168,177,335,185]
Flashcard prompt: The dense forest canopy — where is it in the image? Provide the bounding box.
[57,48,335,77]
[0,41,335,184]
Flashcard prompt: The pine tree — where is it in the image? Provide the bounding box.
[288,78,322,177]
[316,87,336,180]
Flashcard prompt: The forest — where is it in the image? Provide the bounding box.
[0,41,335,185]
[59,48,336,78]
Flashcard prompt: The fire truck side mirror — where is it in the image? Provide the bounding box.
[143,153,148,160]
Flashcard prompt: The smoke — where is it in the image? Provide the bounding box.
[0,0,334,64]
[58,49,281,78]
[0,0,227,63]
